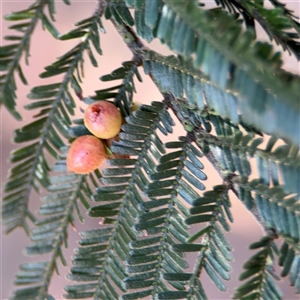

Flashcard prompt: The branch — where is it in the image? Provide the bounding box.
[104,0,280,238]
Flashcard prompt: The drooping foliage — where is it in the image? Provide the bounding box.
[2,2,104,234]
[1,0,299,299]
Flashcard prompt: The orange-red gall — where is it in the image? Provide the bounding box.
[66,135,106,174]
[84,101,122,139]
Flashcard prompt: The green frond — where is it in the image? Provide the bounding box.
[186,185,232,231]
[105,0,135,27]
[87,60,142,116]
[147,136,206,204]
[163,97,299,216]
[234,177,300,242]
[234,236,282,300]
[39,9,60,39]
[143,51,239,124]
[279,241,300,293]
[123,137,234,299]
[2,81,74,233]
[64,102,175,299]
[179,186,233,299]
[129,0,300,146]
[269,0,300,19]
[9,156,98,300]
[213,0,300,58]
[243,2,300,59]
[2,10,104,233]
[0,0,58,120]
[197,130,300,196]
[144,49,299,148]
[122,0,159,43]
[255,141,300,196]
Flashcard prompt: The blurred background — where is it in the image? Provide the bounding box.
[1,1,299,299]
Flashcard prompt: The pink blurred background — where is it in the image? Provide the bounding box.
[1,1,299,299]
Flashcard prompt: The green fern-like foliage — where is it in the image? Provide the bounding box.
[233,236,282,299]
[10,165,98,299]
[139,5,300,146]
[65,101,175,299]
[213,0,300,58]
[1,0,300,299]
[2,4,103,234]
[0,0,54,120]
